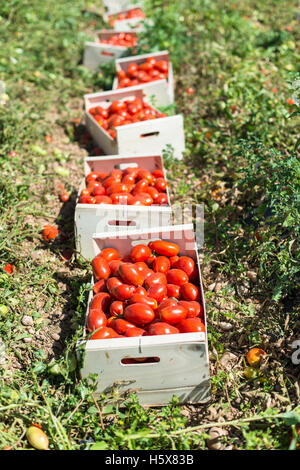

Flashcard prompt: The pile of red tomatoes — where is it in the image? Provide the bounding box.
[116,58,169,89]
[79,166,169,206]
[100,32,137,48]
[87,240,205,340]
[88,97,166,140]
[109,8,145,27]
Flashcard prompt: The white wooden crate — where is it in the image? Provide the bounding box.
[105,4,147,32]
[103,0,133,15]
[77,224,210,406]
[112,51,174,105]
[75,153,172,260]
[83,30,138,69]
[84,88,185,159]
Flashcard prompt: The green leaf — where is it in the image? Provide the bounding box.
[90,441,109,450]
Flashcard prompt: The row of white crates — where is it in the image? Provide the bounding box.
[77,6,210,406]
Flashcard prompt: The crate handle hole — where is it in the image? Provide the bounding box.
[101,51,114,56]
[121,356,160,365]
[140,131,159,138]
[107,220,136,226]
[116,162,138,169]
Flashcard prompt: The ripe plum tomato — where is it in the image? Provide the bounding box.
[178,300,202,318]
[108,259,122,276]
[109,300,124,317]
[148,322,179,336]
[118,263,143,286]
[152,256,170,273]
[159,304,187,325]
[166,284,181,299]
[110,318,136,335]
[148,240,179,257]
[125,326,147,337]
[112,283,136,301]
[176,318,205,333]
[180,282,199,301]
[124,303,155,326]
[166,269,189,286]
[92,256,111,281]
[174,256,195,278]
[99,247,119,262]
[130,244,152,262]
[89,292,111,314]
[87,310,107,333]
[146,284,167,302]
[128,294,157,309]
[144,272,167,289]
[91,327,120,340]
[93,279,107,294]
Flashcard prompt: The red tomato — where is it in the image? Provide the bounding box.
[128,294,157,309]
[180,282,199,301]
[108,259,122,276]
[59,192,69,202]
[146,186,159,201]
[124,303,155,326]
[125,327,147,337]
[92,256,111,281]
[133,178,149,193]
[92,185,105,197]
[109,300,124,317]
[130,193,153,206]
[178,300,202,318]
[106,277,123,296]
[147,284,167,302]
[111,193,134,205]
[156,298,177,315]
[166,284,181,299]
[174,256,195,278]
[148,240,179,257]
[134,261,148,272]
[91,327,120,340]
[99,248,119,262]
[89,292,111,314]
[112,283,136,301]
[137,169,154,184]
[155,178,167,192]
[118,263,143,286]
[106,183,129,196]
[169,255,179,267]
[134,286,147,296]
[87,310,107,333]
[93,279,107,294]
[156,193,168,205]
[108,100,126,114]
[148,322,179,336]
[144,272,167,289]
[152,256,170,273]
[152,169,164,178]
[110,318,136,335]
[166,269,189,286]
[130,244,152,262]
[103,176,120,188]
[176,318,205,333]
[95,195,112,204]
[159,304,187,325]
